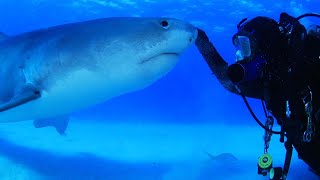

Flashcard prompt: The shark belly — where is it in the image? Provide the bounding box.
[0,69,127,122]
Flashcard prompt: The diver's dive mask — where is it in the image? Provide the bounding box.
[228,33,266,83]
[233,35,252,61]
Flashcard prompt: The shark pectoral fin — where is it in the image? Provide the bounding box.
[33,115,70,135]
[0,84,41,112]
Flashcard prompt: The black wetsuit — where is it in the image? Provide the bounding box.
[195,27,320,174]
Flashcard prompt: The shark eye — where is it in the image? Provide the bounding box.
[160,20,169,29]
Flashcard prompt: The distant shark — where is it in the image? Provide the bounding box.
[0,17,197,134]
[205,152,238,162]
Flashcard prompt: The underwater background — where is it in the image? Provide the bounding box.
[0,0,319,179]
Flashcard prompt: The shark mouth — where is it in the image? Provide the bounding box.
[139,53,179,64]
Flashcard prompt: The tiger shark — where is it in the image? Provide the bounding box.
[0,17,197,134]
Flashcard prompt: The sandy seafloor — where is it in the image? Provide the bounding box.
[0,119,318,180]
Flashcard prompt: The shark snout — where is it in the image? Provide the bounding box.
[182,22,198,45]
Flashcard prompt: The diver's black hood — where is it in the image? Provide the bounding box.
[236,16,288,62]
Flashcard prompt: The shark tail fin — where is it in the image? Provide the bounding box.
[33,115,70,135]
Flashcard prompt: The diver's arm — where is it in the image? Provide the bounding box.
[195,28,239,94]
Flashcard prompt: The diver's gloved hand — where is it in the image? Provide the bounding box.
[195,28,219,59]
[195,28,227,67]
[194,28,238,93]
[195,28,210,48]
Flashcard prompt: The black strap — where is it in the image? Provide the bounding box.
[280,127,285,143]
[283,140,293,177]
[240,93,282,134]
[296,13,320,21]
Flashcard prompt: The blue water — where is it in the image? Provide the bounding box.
[0,0,319,180]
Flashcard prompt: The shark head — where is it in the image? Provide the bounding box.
[92,17,198,93]
[136,18,198,83]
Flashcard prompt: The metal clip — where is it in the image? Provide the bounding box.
[303,130,312,142]
[264,116,274,153]
[304,111,314,142]
[303,88,314,142]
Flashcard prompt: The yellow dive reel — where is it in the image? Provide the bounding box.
[258,153,273,176]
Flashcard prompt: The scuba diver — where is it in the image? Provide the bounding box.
[195,12,320,180]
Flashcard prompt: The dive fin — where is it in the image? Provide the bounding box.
[0,84,41,112]
[0,32,8,41]
[33,115,70,135]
